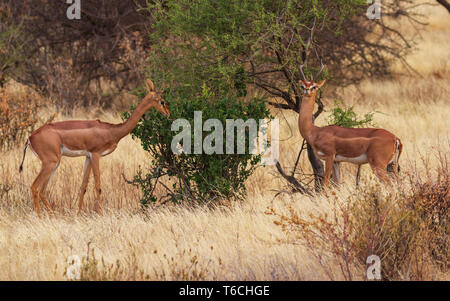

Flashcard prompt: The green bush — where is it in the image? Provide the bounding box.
[124,88,271,206]
[327,99,375,128]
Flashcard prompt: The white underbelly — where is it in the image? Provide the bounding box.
[335,153,368,164]
[61,145,91,157]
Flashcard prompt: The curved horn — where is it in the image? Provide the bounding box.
[299,62,308,82]
[299,36,311,82]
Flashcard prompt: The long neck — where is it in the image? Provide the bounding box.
[113,101,153,141]
[298,93,317,142]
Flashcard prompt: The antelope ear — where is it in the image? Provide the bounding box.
[317,79,326,88]
[146,79,155,92]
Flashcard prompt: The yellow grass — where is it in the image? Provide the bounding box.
[0,3,448,280]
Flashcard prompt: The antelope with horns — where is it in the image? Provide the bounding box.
[297,63,403,188]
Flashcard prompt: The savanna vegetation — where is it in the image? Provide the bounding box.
[0,0,448,280]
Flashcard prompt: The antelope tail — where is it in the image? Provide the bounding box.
[396,138,403,162]
[387,138,403,173]
[19,139,30,173]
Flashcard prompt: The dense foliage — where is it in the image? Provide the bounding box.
[0,0,421,108]
[124,88,271,205]
[145,0,419,108]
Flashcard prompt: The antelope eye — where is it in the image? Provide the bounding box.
[160,101,165,106]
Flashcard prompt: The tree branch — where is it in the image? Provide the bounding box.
[268,101,294,110]
[437,0,450,13]
[275,161,309,194]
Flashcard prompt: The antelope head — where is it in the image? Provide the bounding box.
[142,78,170,117]
[298,58,326,96]
[300,79,326,96]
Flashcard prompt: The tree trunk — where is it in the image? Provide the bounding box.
[307,143,324,192]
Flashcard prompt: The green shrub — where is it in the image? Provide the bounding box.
[124,88,271,206]
[327,99,375,128]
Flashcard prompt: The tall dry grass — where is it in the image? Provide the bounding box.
[0,3,448,280]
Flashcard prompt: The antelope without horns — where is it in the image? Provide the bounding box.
[19,79,170,217]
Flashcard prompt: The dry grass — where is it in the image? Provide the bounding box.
[0,3,448,280]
